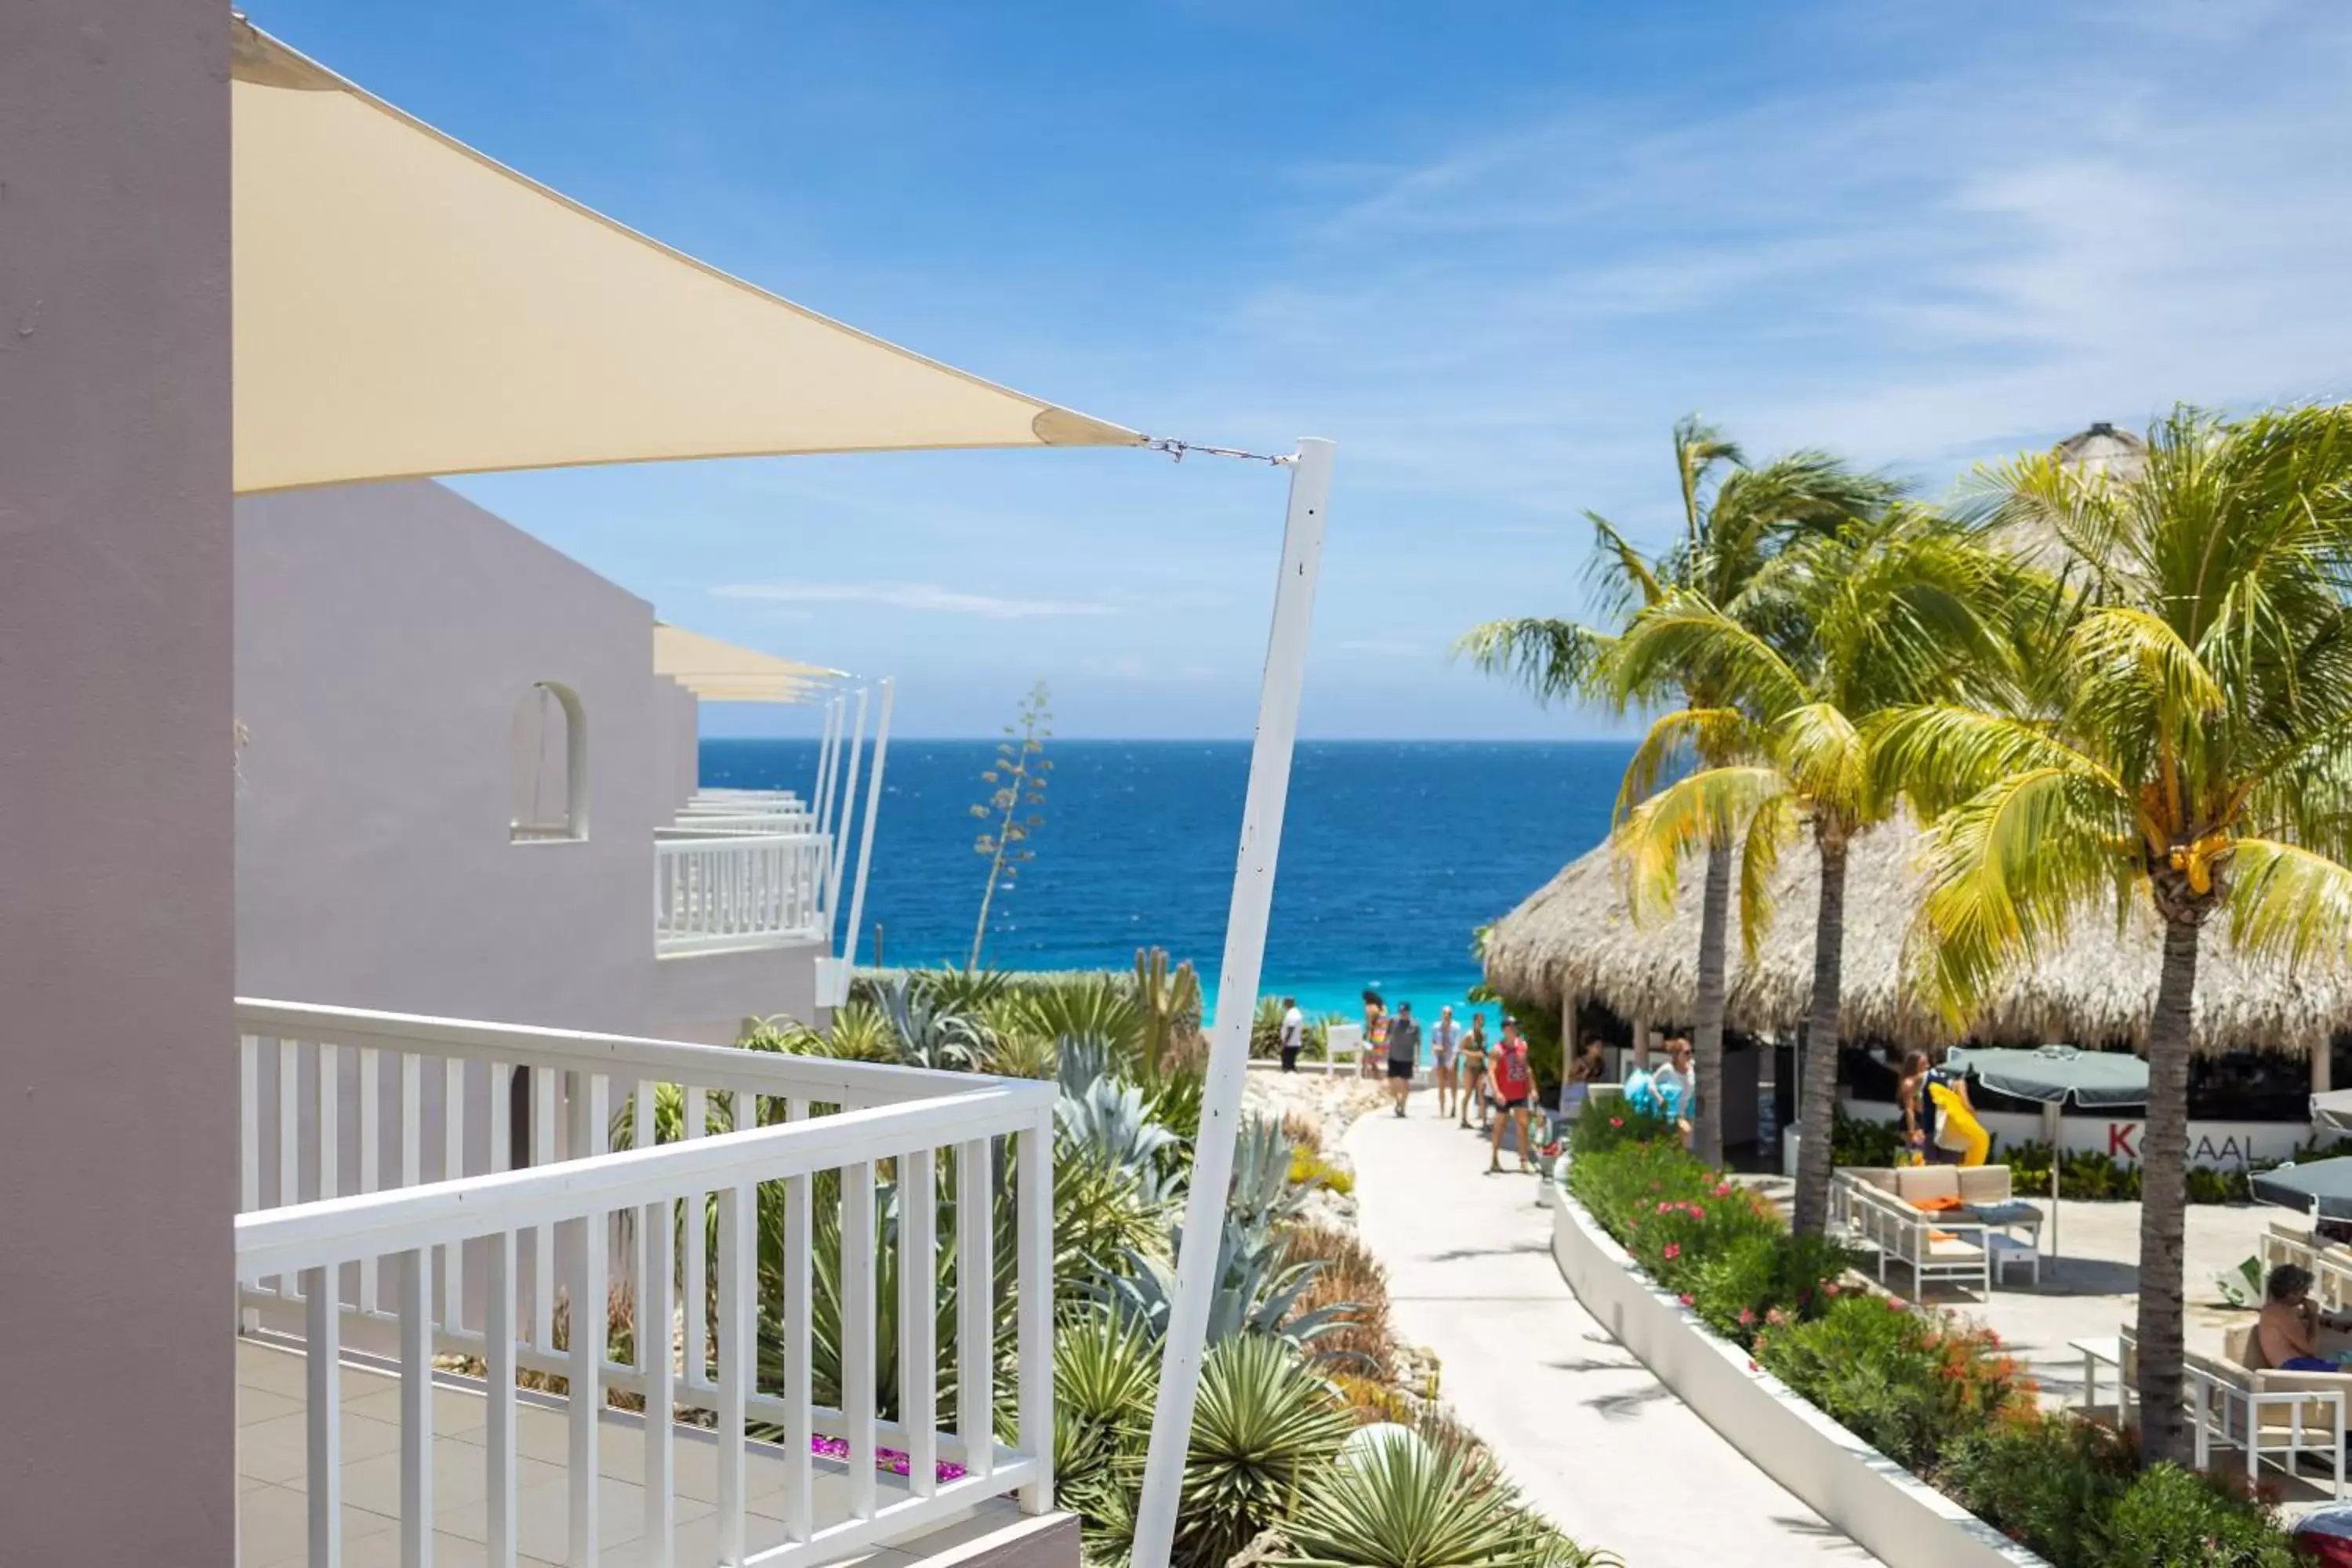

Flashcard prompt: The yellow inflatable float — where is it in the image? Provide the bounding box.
[1927,1081,1991,1167]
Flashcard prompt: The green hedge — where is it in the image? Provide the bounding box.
[1564,1113,2296,1568]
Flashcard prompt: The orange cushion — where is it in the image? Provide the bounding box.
[1912,1195,1963,1213]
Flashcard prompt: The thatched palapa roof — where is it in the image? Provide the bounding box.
[1483,815,2347,1058]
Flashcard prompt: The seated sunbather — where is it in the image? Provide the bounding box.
[2259,1264,2352,1370]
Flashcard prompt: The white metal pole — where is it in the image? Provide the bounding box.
[812,696,842,841]
[2046,1098,2062,1260]
[1131,437,1334,1568]
[838,677,893,980]
[826,685,869,942]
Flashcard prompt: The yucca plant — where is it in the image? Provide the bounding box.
[1172,1334,1354,1568]
[1052,1305,1159,1503]
[985,971,1143,1061]
[1280,1434,1617,1568]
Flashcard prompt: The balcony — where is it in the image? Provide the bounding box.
[654,829,829,956]
[234,1000,1056,1567]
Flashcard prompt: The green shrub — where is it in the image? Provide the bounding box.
[1758,1294,2027,1471]
[1934,1411,2136,1566]
[1568,1102,1679,1158]
[1685,1230,1855,1345]
[1828,1106,1904,1167]
[2101,1464,2297,1567]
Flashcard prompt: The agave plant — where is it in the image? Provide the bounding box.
[1173,1334,1354,1568]
[1229,1113,1311,1232]
[1280,1432,1620,1568]
[1102,1215,1356,1354]
[1057,1046,1185,1205]
[873,976,989,1073]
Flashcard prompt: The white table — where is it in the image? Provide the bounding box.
[2071,1334,2127,1421]
[1987,1232,2040,1287]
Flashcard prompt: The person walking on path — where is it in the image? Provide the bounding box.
[1279,996,1305,1073]
[1361,989,1388,1080]
[1457,1014,1490,1130]
[1431,1004,1463,1118]
[1385,1000,1422,1116]
[1487,1018,1536,1172]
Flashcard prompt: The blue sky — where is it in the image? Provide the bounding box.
[260,0,2352,739]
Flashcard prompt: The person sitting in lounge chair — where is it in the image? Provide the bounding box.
[2259,1264,2352,1370]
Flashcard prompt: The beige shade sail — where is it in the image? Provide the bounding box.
[230,21,1141,495]
[655,623,842,705]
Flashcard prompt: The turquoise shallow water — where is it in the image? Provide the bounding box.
[702,738,1634,1048]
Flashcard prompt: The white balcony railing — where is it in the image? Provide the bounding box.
[654,832,828,954]
[681,790,818,836]
[235,998,1055,1568]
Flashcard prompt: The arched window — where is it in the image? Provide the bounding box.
[510,682,588,841]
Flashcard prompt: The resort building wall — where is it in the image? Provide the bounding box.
[0,5,237,1560]
[234,478,821,1041]
[1838,1098,2316,1169]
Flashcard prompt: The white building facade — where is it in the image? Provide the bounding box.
[235,478,828,1042]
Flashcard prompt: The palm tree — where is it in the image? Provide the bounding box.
[1610,508,2021,1233]
[1872,405,2352,1466]
[1463,416,1898,1163]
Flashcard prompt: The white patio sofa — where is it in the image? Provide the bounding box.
[1835,1167,1996,1295]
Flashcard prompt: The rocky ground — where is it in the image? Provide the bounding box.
[1243,1062,1450,1418]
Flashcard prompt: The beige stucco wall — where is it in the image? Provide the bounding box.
[0,3,236,1558]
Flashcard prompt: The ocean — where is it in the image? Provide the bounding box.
[701,738,1636,1031]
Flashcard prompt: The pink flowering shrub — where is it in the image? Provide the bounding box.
[1564,1124,1851,1346]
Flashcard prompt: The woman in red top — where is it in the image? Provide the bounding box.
[1486,1018,1537,1174]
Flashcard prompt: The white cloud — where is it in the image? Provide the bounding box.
[1201,2,2352,523]
[713,580,1117,619]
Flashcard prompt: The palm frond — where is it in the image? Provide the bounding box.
[1610,592,1811,719]
[1739,793,1799,961]
[1615,707,1756,823]
[1914,768,2138,1022]
[1868,704,2119,825]
[2068,605,2226,723]
[1584,513,1668,619]
[1616,765,1788,924]
[2226,837,2352,973]
[1454,618,1616,706]
[1774,702,1872,820]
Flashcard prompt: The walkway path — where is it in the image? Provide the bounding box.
[1345,1109,1881,1568]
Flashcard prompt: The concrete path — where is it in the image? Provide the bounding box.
[1347,1108,1881,1568]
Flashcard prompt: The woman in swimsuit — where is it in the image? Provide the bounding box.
[1360,990,1388,1080]
[1457,1014,1490,1131]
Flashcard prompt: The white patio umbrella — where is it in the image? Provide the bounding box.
[234,22,1324,1563]
[1945,1044,2151,1258]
